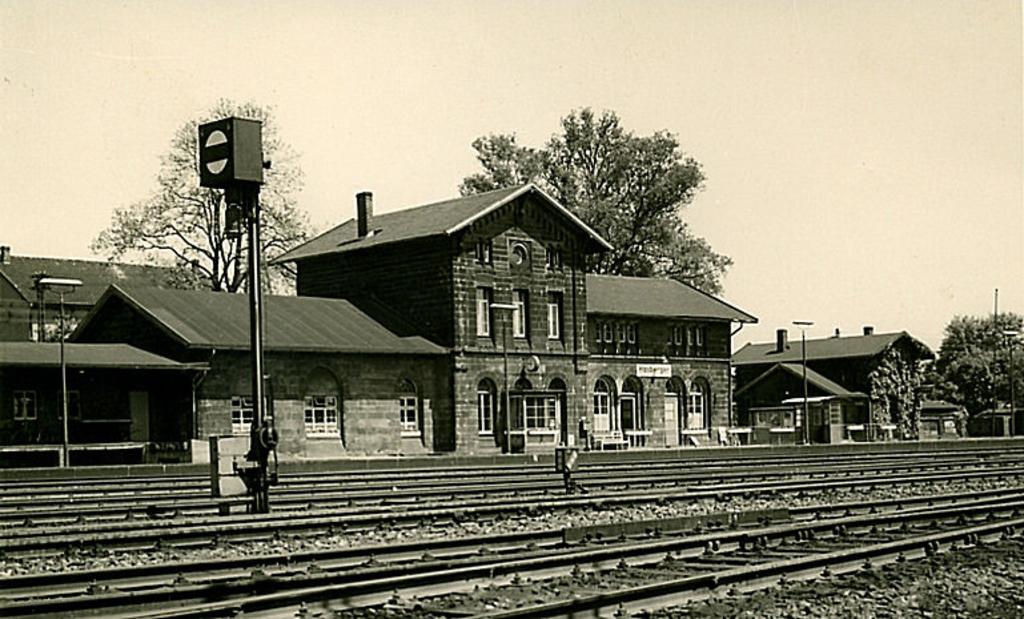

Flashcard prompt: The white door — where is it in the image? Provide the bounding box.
[664,398,679,447]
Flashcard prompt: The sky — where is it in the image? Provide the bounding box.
[1,0,1021,351]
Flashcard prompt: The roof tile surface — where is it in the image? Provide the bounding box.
[585,274,756,322]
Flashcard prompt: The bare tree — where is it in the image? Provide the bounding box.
[93,100,311,293]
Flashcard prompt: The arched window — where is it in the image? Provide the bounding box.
[304,368,342,442]
[593,378,613,433]
[618,377,643,444]
[477,379,497,435]
[398,379,421,437]
[687,378,710,431]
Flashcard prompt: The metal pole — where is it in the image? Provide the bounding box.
[503,314,511,454]
[245,187,269,513]
[59,291,69,468]
[1009,337,1016,437]
[801,330,809,445]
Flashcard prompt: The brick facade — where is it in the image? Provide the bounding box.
[195,351,449,458]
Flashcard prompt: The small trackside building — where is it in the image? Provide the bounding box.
[0,341,203,465]
[733,328,934,441]
[73,285,449,459]
[585,274,757,449]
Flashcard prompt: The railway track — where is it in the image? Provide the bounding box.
[3,459,1024,554]
[2,448,1022,526]
[3,486,1023,618]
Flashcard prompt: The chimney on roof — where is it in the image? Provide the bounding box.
[0,246,9,265]
[776,328,788,353]
[863,325,874,336]
[834,328,841,338]
[356,192,373,238]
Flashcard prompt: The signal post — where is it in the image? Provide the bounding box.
[198,117,277,513]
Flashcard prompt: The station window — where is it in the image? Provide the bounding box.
[602,323,613,343]
[475,240,493,265]
[524,396,557,430]
[547,292,563,340]
[477,379,496,435]
[230,396,253,435]
[625,323,636,344]
[545,245,562,270]
[304,395,338,437]
[476,287,493,337]
[513,289,528,338]
[13,391,36,421]
[399,380,420,437]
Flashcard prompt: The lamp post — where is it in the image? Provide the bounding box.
[491,302,518,454]
[1005,330,1019,437]
[793,321,814,445]
[36,277,83,467]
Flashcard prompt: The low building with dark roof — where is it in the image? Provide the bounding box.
[733,327,935,441]
[73,285,449,459]
[0,245,177,342]
[0,341,204,466]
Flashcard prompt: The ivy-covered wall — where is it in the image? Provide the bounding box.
[867,344,925,439]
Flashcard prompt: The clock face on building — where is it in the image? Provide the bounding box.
[510,242,529,267]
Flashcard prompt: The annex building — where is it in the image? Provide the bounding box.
[11,184,756,462]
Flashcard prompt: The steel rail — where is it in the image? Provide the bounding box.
[3,464,1024,555]
[5,493,1024,619]
[36,496,1024,619]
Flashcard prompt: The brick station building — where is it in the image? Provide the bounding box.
[65,184,755,459]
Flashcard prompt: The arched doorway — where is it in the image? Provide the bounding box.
[621,376,647,447]
[686,378,711,434]
[549,378,568,445]
[665,377,685,447]
[593,377,616,436]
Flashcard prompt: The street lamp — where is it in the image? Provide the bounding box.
[1005,330,1019,437]
[491,302,519,454]
[792,320,814,445]
[36,277,83,467]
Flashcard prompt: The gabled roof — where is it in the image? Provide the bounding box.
[0,342,205,371]
[733,331,933,366]
[271,183,612,264]
[74,285,446,355]
[0,254,176,306]
[735,362,865,398]
[586,274,756,323]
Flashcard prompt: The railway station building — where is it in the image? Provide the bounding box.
[11,183,755,462]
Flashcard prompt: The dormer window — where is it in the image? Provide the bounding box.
[475,240,493,265]
[545,245,562,270]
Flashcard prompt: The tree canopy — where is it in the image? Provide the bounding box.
[93,100,311,293]
[931,313,1024,415]
[460,109,731,294]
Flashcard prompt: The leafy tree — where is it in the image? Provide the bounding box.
[93,100,310,293]
[460,109,732,294]
[932,313,1024,415]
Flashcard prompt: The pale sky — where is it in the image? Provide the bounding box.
[1,0,1021,351]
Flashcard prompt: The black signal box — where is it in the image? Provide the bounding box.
[198,117,264,188]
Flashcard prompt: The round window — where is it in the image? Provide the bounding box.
[511,242,529,266]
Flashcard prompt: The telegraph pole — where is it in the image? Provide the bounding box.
[198,118,277,513]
